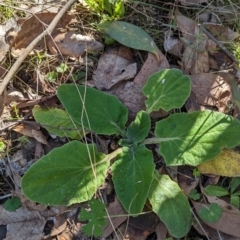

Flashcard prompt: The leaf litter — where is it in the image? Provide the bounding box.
[1,0,240,239]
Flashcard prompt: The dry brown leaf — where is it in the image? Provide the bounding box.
[203,23,239,41]
[0,205,45,240]
[192,201,240,238]
[93,45,137,90]
[32,129,49,145]
[134,52,169,87]
[47,31,104,57]
[102,196,127,238]
[10,13,75,57]
[193,218,240,240]
[177,15,196,43]
[113,222,150,240]
[13,123,40,137]
[198,149,240,177]
[155,222,168,240]
[163,29,183,57]
[190,73,231,112]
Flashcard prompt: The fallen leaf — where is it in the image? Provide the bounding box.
[47,31,104,57]
[102,196,127,238]
[31,129,49,145]
[93,45,137,90]
[192,201,240,238]
[193,217,239,240]
[134,52,169,87]
[155,222,168,240]
[204,23,239,41]
[0,205,45,240]
[163,29,183,57]
[198,149,240,177]
[10,13,75,57]
[190,73,231,112]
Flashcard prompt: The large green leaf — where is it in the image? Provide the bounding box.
[148,172,191,238]
[21,141,109,206]
[57,85,128,136]
[98,21,160,59]
[142,69,191,113]
[155,110,240,166]
[33,105,85,139]
[112,145,154,214]
[126,111,150,143]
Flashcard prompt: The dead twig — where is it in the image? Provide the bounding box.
[198,24,239,64]
[0,0,77,96]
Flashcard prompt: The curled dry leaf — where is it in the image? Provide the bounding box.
[9,13,75,57]
[47,31,104,57]
[93,45,137,90]
[190,73,231,112]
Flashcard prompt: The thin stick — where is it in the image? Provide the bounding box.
[198,24,239,64]
[0,0,77,96]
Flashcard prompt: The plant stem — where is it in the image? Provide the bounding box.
[142,137,162,145]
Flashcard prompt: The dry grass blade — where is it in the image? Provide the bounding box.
[0,0,77,96]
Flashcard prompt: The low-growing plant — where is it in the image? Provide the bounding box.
[21,68,240,238]
[84,0,125,22]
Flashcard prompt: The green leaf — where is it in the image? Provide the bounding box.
[230,195,239,209]
[98,21,160,59]
[4,197,21,212]
[57,85,128,136]
[56,63,68,73]
[199,203,222,223]
[126,111,150,143]
[142,69,191,113]
[0,141,5,152]
[79,199,107,237]
[148,172,191,238]
[33,105,85,139]
[46,71,57,82]
[155,110,240,166]
[21,141,109,206]
[204,185,229,197]
[230,177,240,194]
[112,145,154,214]
[189,189,201,200]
